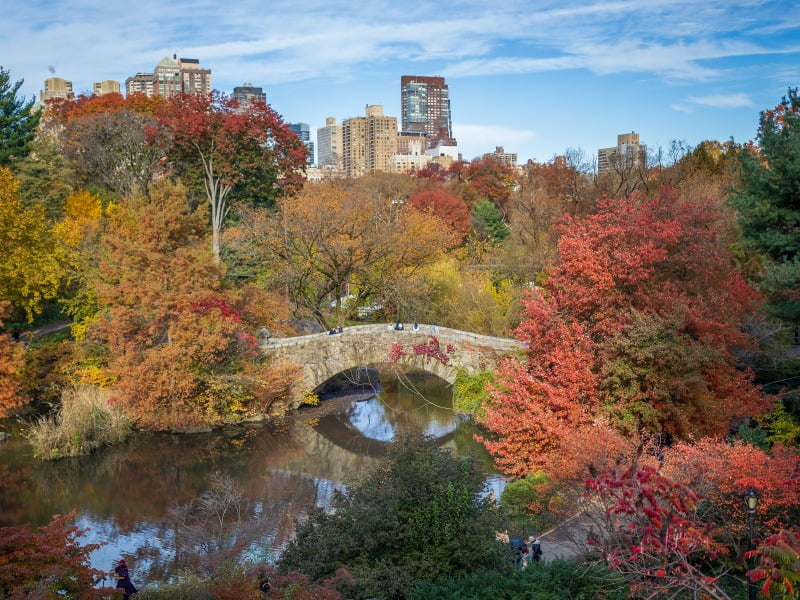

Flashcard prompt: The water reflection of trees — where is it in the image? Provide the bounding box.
[1,370,497,586]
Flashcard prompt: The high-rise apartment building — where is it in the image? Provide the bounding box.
[126,56,211,98]
[40,77,73,103]
[400,75,455,149]
[154,56,181,97]
[343,105,398,177]
[598,132,647,173]
[93,80,120,96]
[233,83,266,107]
[179,58,212,95]
[317,116,343,170]
[289,122,315,166]
[125,72,154,96]
[485,146,518,167]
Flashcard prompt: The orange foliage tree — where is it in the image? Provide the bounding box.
[662,439,800,555]
[269,180,457,325]
[408,185,471,240]
[480,187,767,481]
[89,182,297,430]
[0,301,24,417]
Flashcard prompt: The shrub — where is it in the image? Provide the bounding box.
[452,369,494,417]
[407,560,628,599]
[25,385,132,459]
[278,434,506,599]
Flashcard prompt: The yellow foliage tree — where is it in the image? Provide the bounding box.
[0,167,64,322]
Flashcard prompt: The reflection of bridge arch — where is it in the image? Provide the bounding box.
[311,410,458,458]
[261,324,526,407]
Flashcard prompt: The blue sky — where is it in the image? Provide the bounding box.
[3,0,799,164]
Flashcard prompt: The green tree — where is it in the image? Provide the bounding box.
[731,88,800,342]
[0,66,40,166]
[472,198,510,244]
[14,137,75,222]
[278,435,506,599]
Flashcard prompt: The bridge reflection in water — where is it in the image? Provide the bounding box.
[0,370,501,587]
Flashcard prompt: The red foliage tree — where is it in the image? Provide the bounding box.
[461,156,516,211]
[662,439,800,553]
[478,292,599,477]
[154,91,307,262]
[746,526,800,599]
[480,187,767,480]
[585,463,727,599]
[408,186,471,239]
[0,512,109,599]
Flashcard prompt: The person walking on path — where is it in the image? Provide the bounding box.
[111,559,137,598]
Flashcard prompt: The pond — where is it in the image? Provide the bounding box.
[0,370,503,586]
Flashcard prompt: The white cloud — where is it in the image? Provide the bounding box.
[687,93,756,108]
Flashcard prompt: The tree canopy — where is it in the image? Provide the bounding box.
[0,66,40,167]
[154,91,308,262]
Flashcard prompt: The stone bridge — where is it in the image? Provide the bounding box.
[260,324,527,407]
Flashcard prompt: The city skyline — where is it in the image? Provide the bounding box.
[3,0,799,163]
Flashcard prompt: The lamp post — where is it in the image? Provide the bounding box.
[744,487,759,600]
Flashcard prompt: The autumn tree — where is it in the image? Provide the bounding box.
[0,66,40,166]
[459,156,516,212]
[0,167,65,322]
[0,512,107,599]
[154,91,307,262]
[408,185,471,240]
[89,181,297,429]
[480,187,767,480]
[269,179,457,325]
[50,93,164,198]
[0,301,24,417]
[661,439,800,556]
[585,462,727,600]
[747,526,800,599]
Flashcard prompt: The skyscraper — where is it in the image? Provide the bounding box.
[289,122,315,166]
[343,105,398,177]
[317,117,343,170]
[400,75,455,149]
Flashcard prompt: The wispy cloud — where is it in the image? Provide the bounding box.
[6,0,799,98]
[686,93,756,108]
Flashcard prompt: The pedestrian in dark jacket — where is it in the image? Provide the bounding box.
[112,559,137,598]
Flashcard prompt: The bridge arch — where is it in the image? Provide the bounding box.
[260,324,526,408]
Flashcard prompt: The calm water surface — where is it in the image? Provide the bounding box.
[0,371,503,585]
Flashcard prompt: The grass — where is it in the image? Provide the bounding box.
[25,385,132,460]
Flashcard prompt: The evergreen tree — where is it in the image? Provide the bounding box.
[732,89,800,341]
[0,67,40,167]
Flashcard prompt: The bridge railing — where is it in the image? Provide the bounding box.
[260,323,526,351]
